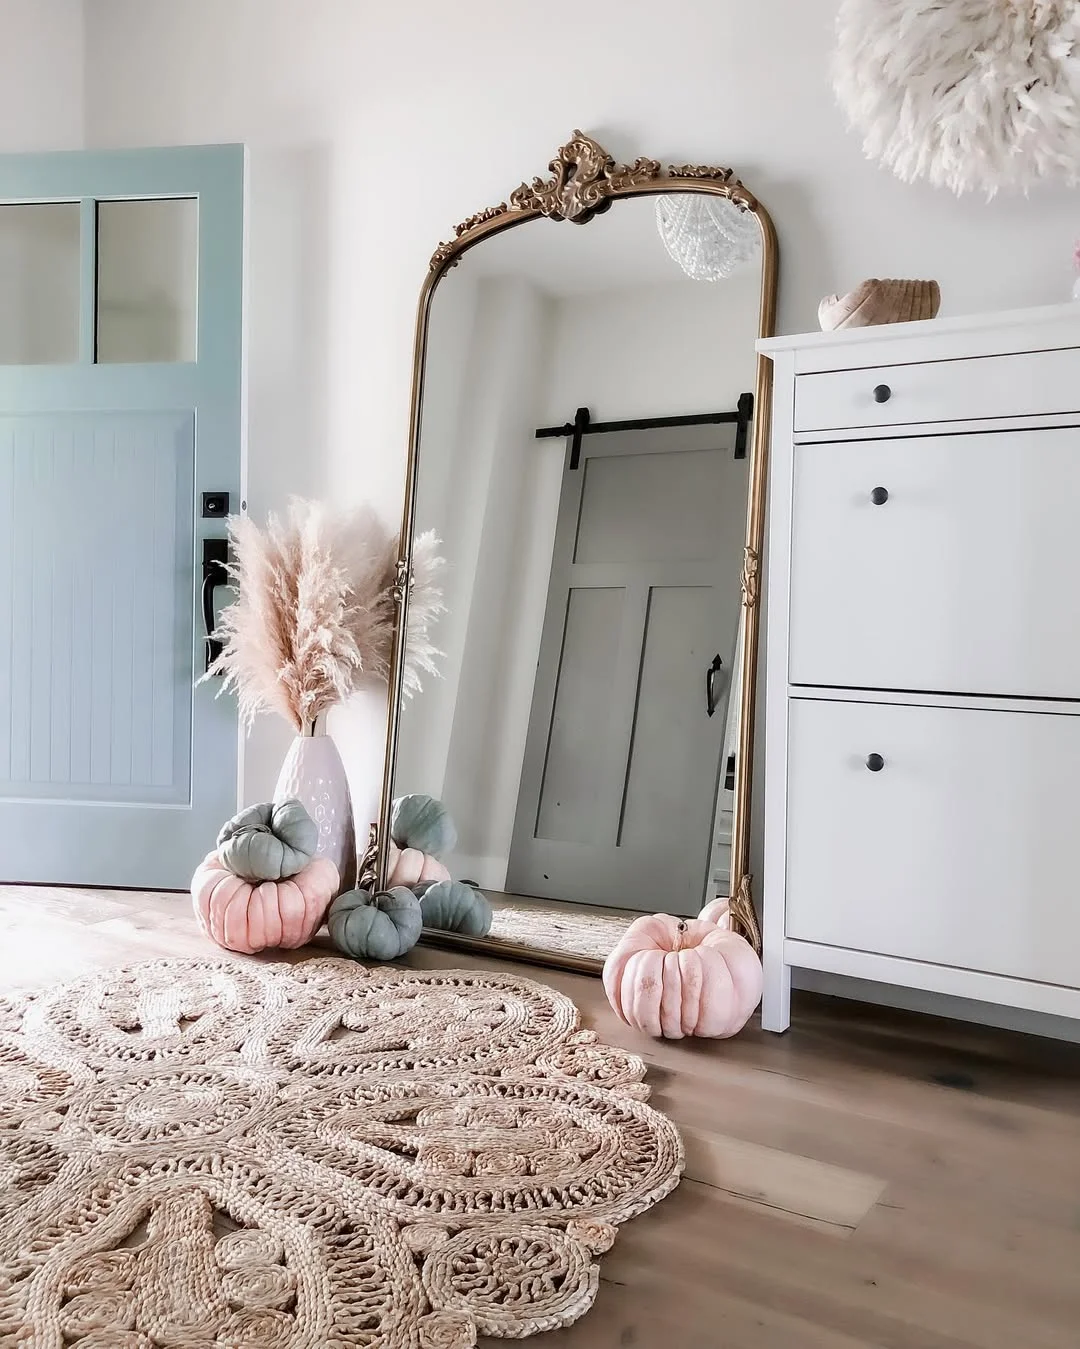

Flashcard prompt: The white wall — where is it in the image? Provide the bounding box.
[0,0,83,152]
[81,0,1080,814]
[0,1,84,361]
[82,0,1080,502]
[541,269,760,424]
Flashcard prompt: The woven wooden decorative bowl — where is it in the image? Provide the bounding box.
[818,278,941,331]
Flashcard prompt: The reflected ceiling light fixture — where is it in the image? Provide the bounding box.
[655,194,761,281]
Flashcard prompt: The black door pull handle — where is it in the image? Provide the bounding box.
[201,538,229,674]
[706,654,724,718]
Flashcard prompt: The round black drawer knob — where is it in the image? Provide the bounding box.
[865,753,885,772]
[873,383,892,403]
[870,486,889,505]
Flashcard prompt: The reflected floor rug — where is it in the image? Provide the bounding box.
[0,956,683,1346]
[486,895,640,963]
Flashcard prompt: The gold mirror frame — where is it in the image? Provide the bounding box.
[369,131,778,971]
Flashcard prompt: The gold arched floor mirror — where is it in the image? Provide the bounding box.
[373,132,778,973]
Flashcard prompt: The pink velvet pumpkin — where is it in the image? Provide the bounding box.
[697,897,732,929]
[603,914,763,1039]
[386,841,450,889]
[191,851,339,954]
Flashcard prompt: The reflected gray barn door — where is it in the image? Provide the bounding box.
[507,420,746,914]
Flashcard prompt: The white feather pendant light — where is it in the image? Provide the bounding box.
[833,0,1080,195]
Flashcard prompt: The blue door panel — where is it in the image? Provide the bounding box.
[0,145,244,887]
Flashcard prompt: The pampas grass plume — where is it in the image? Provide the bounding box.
[208,500,444,732]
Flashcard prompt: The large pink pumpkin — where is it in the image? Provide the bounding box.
[603,914,762,1039]
[697,897,732,929]
[191,851,339,954]
[386,841,450,889]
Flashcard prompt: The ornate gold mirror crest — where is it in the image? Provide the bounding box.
[376,131,778,970]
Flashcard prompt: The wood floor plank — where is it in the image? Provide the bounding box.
[680,1126,887,1231]
[579,1182,1077,1349]
[667,1074,1080,1234]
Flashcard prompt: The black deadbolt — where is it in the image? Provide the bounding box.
[866,753,885,772]
[873,384,892,403]
[870,486,889,505]
[202,491,230,518]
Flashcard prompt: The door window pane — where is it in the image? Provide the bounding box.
[0,204,80,365]
[97,198,198,363]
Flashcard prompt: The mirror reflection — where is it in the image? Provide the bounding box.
[395,193,761,954]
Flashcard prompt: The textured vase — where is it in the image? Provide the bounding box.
[274,730,355,893]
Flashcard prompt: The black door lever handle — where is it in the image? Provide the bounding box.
[706,653,724,717]
[201,537,229,674]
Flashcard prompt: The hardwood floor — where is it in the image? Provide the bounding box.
[2,883,1079,1347]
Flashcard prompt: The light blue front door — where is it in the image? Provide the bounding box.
[0,146,244,888]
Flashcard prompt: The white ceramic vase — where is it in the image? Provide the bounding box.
[274,726,355,893]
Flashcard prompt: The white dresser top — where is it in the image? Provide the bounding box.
[757,301,1080,373]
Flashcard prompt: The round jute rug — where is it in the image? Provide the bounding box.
[0,956,683,1347]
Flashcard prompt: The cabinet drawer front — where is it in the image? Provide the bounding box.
[785,698,1080,989]
[794,348,1080,434]
[789,430,1080,698]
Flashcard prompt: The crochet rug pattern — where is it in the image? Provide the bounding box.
[0,956,683,1347]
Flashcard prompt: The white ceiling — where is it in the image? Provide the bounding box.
[455,194,761,298]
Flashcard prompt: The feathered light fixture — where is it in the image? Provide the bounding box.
[210,501,445,733]
[655,194,761,281]
[833,0,1080,196]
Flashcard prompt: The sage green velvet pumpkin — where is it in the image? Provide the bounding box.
[417,879,493,937]
[327,886,423,961]
[216,798,319,882]
[390,794,457,859]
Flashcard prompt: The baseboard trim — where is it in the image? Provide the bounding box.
[793,968,1080,1044]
